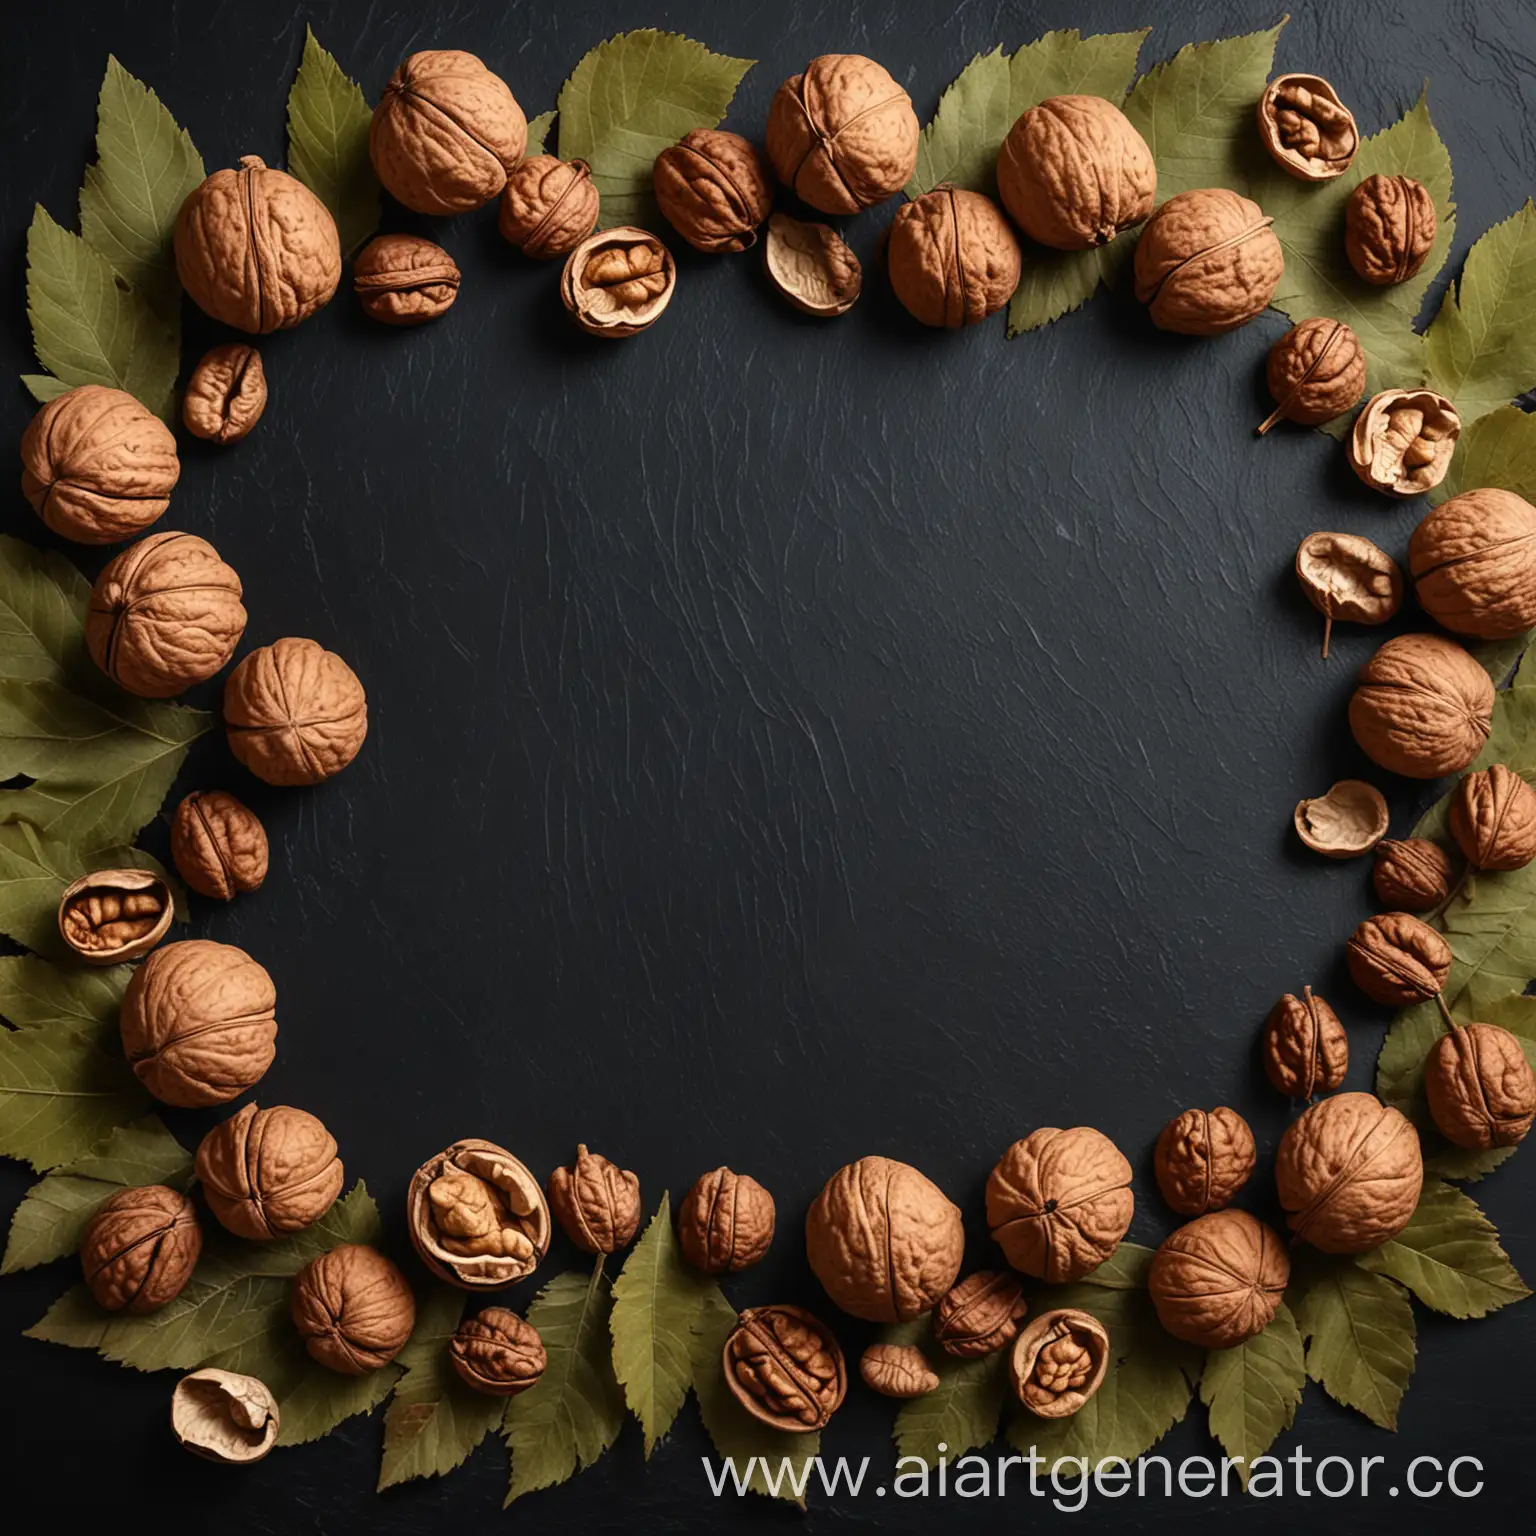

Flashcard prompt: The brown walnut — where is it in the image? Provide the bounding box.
[1347,912,1453,1007]
[57,868,172,965]
[499,157,599,259]
[1262,987,1349,1100]
[677,1167,775,1275]
[1450,764,1536,874]
[1373,838,1455,912]
[224,637,368,787]
[183,344,266,445]
[20,385,179,544]
[353,235,460,326]
[85,531,246,698]
[547,1144,641,1255]
[996,94,1155,249]
[1256,74,1358,181]
[171,1369,280,1464]
[1132,188,1284,335]
[1153,1107,1256,1216]
[765,55,918,215]
[1010,1309,1110,1417]
[408,1139,551,1290]
[1349,389,1460,497]
[1346,173,1437,286]
[1348,632,1493,779]
[806,1156,964,1322]
[1294,532,1402,659]
[195,1103,343,1240]
[175,156,340,333]
[171,790,268,901]
[723,1304,847,1432]
[933,1270,1028,1359]
[1410,488,1536,640]
[1260,318,1367,433]
[370,51,527,215]
[1148,1210,1289,1349]
[986,1126,1133,1283]
[763,213,861,317]
[450,1306,546,1396]
[1276,1093,1423,1252]
[860,1342,939,1398]
[1293,779,1390,858]
[291,1243,416,1373]
[654,130,772,253]
[561,227,676,339]
[119,939,276,1108]
[886,186,1022,329]
[1425,1023,1536,1151]
[81,1185,202,1314]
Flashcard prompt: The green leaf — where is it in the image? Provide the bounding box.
[22,375,71,405]
[270,1341,400,1446]
[1076,1240,1156,1288]
[556,30,754,230]
[0,535,92,685]
[287,27,380,258]
[1199,1305,1304,1485]
[78,57,204,314]
[893,1344,1009,1467]
[526,111,556,159]
[0,955,129,1037]
[504,1263,626,1503]
[1358,1179,1531,1318]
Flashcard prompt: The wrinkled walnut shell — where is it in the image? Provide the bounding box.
[183,344,267,444]
[1450,763,1536,873]
[1153,1107,1256,1216]
[1410,488,1536,640]
[763,213,861,317]
[933,1270,1028,1359]
[887,185,1021,328]
[57,868,172,965]
[1347,912,1453,1006]
[499,156,599,259]
[450,1306,546,1396]
[224,637,368,787]
[547,1144,641,1255]
[1348,632,1493,780]
[353,234,460,326]
[1256,74,1358,181]
[1373,838,1454,912]
[195,1102,343,1240]
[1148,1209,1288,1348]
[1346,173,1437,286]
[560,227,676,339]
[1260,318,1367,433]
[291,1243,416,1373]
[81,1184,202,1314]
[1425,1023,1536,1151]
[171,790,268,901]
[654,130,772,253]
[860,1342,939,1398]
[723,1304,847,1431]
[1349,389,1460,498]
[1262,987,1349,1100]
[677,1167,775,1275]
[1294,532,1402,659]
[171,1369,280,1464]
[1293,779,1390,858]
[1010,1308,1110,1416]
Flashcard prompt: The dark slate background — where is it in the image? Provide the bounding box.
[3,0,1533,1528]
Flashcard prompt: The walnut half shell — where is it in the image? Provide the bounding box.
[724,1304,847,1431]
[1256,74,1358,181]
[1010,1308,1110,1416]
[1293,531,1401,659]
[407,1139,551,1289]
[57,868,172,965]
[763,213,861,317]
[561,227,676,339]
[171,1369,279,1464]
[1349,389,1460,498]
[1293,779,1389,859]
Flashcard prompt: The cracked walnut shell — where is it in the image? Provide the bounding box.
[548,1144,641,1255]
[1346,173,1436,286]
[561,227,676,338]
[1260,319,1367,433]
[353,234,460,326]
[677,1167,775,1274]
[654,130,772,253]
[1153,1107,1256,1216]
[1257,74,1358,181]
[81,1185,202,1314]
[1425,1023,1536,1151]
[933,1270,1027,1359]
[291,1243,416,1373]
[1373,838,1454,912]
[1010,1309,1110,1417]
[1294,532,1401,659]
[764,213,861,317]
[171,790,268,901]
[450,1306,546,1396]
[1347,912,1452,1006]
[1293,779,1390,858]
[887,186,1021,328]
[860,1342,939,1398]
[1450,764,1536,872]
[1350,389,1460,497]
[224,637,367,786]
[183,344,266,445]
[499,156,599,259]
[1411,488,1536,640]
[724,1304,847,1431]
[171,1370,279,1464]
[196,1103,343,1240]
[1262,987,1348,1100]
[57,868,172,965]
[408,1139,551,1289]
[1349,633,1493,779]
[1149,1210,1288,1349]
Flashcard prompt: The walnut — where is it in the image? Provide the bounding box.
[1346,173,1437,286]
[723,1304,847,1431]
[353,235,460,326]
[85,531,246,698]
[996,94,1155,249]
[933,1270,1027,1359]
[1259,318,1367,433]
[886,186,1022,328]
[860,1342,939,1398]
[1256,74,1358,181]
[1425,1023,1536,1150]
[1153,1107,1256,1216]
[224,637,368,786]
[119,939,276,1108]
[986,1127,1133,1282]
[20,385,178,544]
[1293,779,1390,859]
[1410,488,1536,640]
[56,868,172,965]
[1010,1309,1110,1417]
[1348,633,1493,779]
[765,54,918,215]
[407,1139,551,1289]
[677,1167,775,1274]
[183,344,266,444]
[806,1156,964,1321]
[81,1185,201,1314]
[1294,532,1402,659]
[1276,1093,1423,1253]
[499,157,599,259]
[450,1307,546,1396]
[291,1243,416,1374]
[1132,188,1284,335]
[547,1144,641,1255]
[1373,838,1455,912]
[1450,764,1536,873]
[654,130,772,253]
[171,1369,280,1464]
[1262,987,1349,1100]
[170,790,268,901]
[195,1103,343,1240]
[1347,912,1453,1007]
[1148,1210,1289,1348]
[561,227,676,338]
[1349,389,1460,497]
[370,50,527,215]
[175,156,340,332]
[763,213,861,317]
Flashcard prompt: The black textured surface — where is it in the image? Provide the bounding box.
[3,0,1534,1528]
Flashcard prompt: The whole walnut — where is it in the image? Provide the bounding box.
[1350,389,1461,497]
[1346,173,1436,286]
[765,54,918,215]
[85,532,245,698]
[561,227,676,338]
[996,94,1155,250]
[1133,188,1284,335]
[370,50,527,215]
[20,385,179,544]
[499,156,599,258]
[171,1369,280,1464]
[183,344,266,445]
[291,1243,416,1374]
[1450,764,1536,873]
[1148,1210,1289,1349]
[1276,1093,1423,1252]
[933,1270,1028,1359]
[224,637,367,786]
[1153,1107,1256,1216]
[1410,488,1536,640]
[450,1306,546,1396]
[195,1103,343,1240]
[723,1304,847,1431]
[1373,838,1454,912]
[170,790,268,901]
[353,235,460,326]
[1348,633,1493,779]
[1259,318,1367,432]
[175,156,340,332]
[1010,1309,1110,1417]
[119,939,277,1108]
[805,1156,964,1322]
[408,1139,551,1289]
[886,186,1021,328]
[654,130,772,253]
[860,1342,939,1398]
[677,1167,775,1274]
[1262,987,1348,1100]
[1425,1023,1536,1150]
[81,1185,202,1314]
[1347,912,1452,1007]
[986,1127,1133,1283]
[1256,74,1358,181]
[547,1144,641,1255]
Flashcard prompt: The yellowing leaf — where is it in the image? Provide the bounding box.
[526,111,556,158]
[287,27,380,258]
[0,535,92,685]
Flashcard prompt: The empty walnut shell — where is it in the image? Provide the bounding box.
[1450,764,1536,873]
[1373,838,1454,912]
[723,1304,847,1431]
[353,234,460,326]
[1348,633,1493,780]
[1259,319,1367,433]
[195,1103,343,1240]
[408,1139,551,1290]
[291,1243,416,1373]
[560,227,676,339]
[170,790,268,901]
[1346,173,1437,286]
[57,868,172,965]
[933,1270,1027,1359]
[763,212,861,317]
[224,637,367,787]
[1010,1308,1110,1417]
[860,1342,939,1398]
[81,1184,202,1314]
[1347,911,1453,1007]
[20,385,179,544]
[1276,1093,1423,1253]
[547,1144,641,1255]
[1349,389,1461,498]
[1293,779,1390,858]
[450,1306,546,1396]
[1425,1023,1536,1150]
[1148,1210,1289,1349]
[1256,74,1358,181]
[986,1126,1133,1283]
[498,156,599,259]
[171,1369,280,1463]
[677,1167,775,1274]
[1410,488,1536,640]
[1262,986,1349,1100]
[1294,531,1402,659]
[654,130,772,253]
[1153,1107,1256,1216]
[86,531,246,698]
[887,185,1021,328]
[183,344,266,445]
